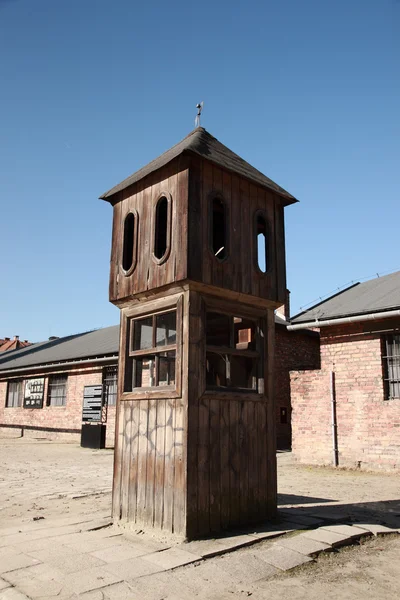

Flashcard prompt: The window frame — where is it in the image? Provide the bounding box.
[103,365,118,407]
[382,334,400,400]
[121,295,183,400]
[254,209,272,275]
[152,192,172,265]
[121,210,139,276]
[208,193,230,263]
[5,379,23,408]
[47,374,68,407]
[205,306,265,395]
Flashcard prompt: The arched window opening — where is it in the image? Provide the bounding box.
[211,197,227,260]
[154,196,169,261]
[122,212,136,273]
[256,214,268,273]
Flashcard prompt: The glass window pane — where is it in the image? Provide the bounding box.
[134,355,155,387]
[234,317,256,350]
[158,351,176,386]
[156,311,176,347]
[133,317,153,350]
[206,312,231,347]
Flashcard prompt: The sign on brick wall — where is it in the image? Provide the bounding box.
[24,378,45,408]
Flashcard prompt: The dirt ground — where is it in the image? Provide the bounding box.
[1,437,400,599]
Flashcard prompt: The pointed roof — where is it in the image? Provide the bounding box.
[100,128,297,205]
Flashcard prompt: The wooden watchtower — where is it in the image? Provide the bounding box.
[101,127,297,539]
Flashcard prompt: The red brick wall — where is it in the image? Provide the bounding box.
[0,366,117,448]
[275,326,320,449]
[291,320,400,471]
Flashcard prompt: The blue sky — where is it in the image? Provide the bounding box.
[1,0,399,341]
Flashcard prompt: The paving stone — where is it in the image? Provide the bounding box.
[1,562,68,598]
[142,547,202,570]
[257,544,313,571]
[0,548,21,561]
[177,539,224,559]
[214,533,258,552]
[90,542,158,563]
[80,581,137,600]
[29,547,105,574]
[302,528,354,548]
[354,523,400,536]
[320,524,372,541]
[249,521,304,540]
[109,572,193,600]
[172,561,241,597]
[62,566,123,595]
[0,554,40,575]
[0,588,31,600]
[276,534,332,556]
[0,579,11,591]
[216,551,279,583]
[103,557,162,582]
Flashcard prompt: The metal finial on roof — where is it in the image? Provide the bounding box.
[195,101,204,127]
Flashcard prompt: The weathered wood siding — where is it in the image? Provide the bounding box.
[188,157,287,305]
[109,157,189,305]
[112,288,277,539]
[186,290,277,539]
[112,397,187,534]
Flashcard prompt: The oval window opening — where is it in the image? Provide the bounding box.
[256,214,268,273]
[122,212,136,273]
[211,198,227,260]
[154,196,169,260]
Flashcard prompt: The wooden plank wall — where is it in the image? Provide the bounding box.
[109,157,189,304]
[186,290,277,539]
[188,158,287,305]
[112,397,186,535]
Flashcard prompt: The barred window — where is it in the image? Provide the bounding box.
[47,375,68,406]
[382,334,400,400]
[103,366,118,406]
[6,380,23,408]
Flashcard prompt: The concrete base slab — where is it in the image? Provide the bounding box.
[302,528,354,548]
[257,545,314,571]
[0,588,31,600]
[0,579,11,591]
[62,566,123,595]
[321,524,372,541]
[0,554,40,575]
[355,523,400,536]
[276,534,332,556]
[103,557,162,583]
[142,548,202,570]
[216,551,280,583]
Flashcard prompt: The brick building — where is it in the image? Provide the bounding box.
[288,270,400,471]
[0,327,119,447]
[0,336,31,352]
[0,318,317,449]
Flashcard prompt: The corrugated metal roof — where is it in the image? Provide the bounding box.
[291,271,400,324]
[0,326,119,372]
[100,127,298,205]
